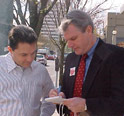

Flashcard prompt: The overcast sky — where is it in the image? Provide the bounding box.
[108,0,124,12]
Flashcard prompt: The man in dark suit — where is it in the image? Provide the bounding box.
[49,10,124,116]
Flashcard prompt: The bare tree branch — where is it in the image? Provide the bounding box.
[65,0,70,13]
[13,13,20,25]
[88,0,108,15]
[82,0,89,10]
[35,0,58,36]
[24,0,28,18]
[15,0,26,25]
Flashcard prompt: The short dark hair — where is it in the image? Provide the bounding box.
[8,25,38,50]
[59,10,94,33]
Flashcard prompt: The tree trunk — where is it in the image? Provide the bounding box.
[28,0,38,29]
[59,37,66,86]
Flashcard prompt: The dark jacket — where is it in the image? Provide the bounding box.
[61,39,124,116]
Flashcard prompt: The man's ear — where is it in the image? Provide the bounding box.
[8,46,13,53]
[85,25,92,33]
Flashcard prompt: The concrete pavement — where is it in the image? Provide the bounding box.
[46,60,59,116]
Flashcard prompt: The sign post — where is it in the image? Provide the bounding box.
[55,57,59,87]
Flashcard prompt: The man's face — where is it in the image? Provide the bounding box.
[8,42,37,68]
[64,24,92,55]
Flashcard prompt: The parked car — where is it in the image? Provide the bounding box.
[36,54,47,66]
[47,54,55,60]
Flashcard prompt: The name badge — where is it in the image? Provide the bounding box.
[70,67,76,76]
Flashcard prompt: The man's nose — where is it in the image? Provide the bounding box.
[27,55,33,62]
[67,41,73,48]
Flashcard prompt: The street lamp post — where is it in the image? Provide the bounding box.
[112,30,117,45]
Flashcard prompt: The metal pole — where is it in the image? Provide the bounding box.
[0,0,13,55]
[112,35,116,45]
[55,71,58,87]
[55,57,59,87]
[112,30,117,45]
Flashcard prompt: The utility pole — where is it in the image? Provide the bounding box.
[0,0,13,55]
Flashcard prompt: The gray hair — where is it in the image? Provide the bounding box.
[59,10,94,33]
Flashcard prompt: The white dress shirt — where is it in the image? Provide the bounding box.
[0,53,55,116]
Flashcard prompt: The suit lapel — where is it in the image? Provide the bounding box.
[82,53,102,97]
[82,40,110,98]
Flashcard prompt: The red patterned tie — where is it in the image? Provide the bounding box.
[70,54,88,116]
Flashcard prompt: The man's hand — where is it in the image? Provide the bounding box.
[63,97,86,113]
[49,89,58,97]
[49,89,65,98]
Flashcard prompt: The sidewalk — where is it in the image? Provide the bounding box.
[46,61,59,116]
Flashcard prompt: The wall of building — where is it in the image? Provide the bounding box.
[0,0,13,55]
[106,12,124,45]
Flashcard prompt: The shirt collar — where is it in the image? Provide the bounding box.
[87,38,99,57]
[6,52,17,73]
[6,52,33,73]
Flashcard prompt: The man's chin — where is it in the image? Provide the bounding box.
[74,51,82,55]
[23,64,31,68]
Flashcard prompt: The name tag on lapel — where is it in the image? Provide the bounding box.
[70,67,76,76]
